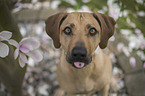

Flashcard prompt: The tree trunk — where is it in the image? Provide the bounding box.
[0,0,26,96]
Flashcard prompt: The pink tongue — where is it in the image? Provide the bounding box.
[74,62,85,68]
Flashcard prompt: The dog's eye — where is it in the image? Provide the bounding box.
[89,28,98,36]
[63,27,72,35]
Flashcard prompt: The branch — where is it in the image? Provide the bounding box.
[0,0,22,42]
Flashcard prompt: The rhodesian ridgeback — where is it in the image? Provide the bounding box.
[45,11,116,96]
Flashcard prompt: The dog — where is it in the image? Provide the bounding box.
[45,11,116,96]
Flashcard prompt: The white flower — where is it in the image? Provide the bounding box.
[0,31,12,57]
[123,48,130,57]
[10,37,43,68]
[108,0,120,20]
[117,43,124,52]
[38,84,49,95]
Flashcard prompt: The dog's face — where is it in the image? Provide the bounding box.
[60,13,101,68]
[45,12,115,69]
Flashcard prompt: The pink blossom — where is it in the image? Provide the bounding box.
[129,57,136,68]
[0,31,43,67]
[11,37,43,68]
[135,29,141,34]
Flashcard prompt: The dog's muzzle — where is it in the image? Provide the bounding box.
[66,47,92,69]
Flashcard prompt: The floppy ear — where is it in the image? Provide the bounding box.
[45,12,68,48]
[93,11,116,49]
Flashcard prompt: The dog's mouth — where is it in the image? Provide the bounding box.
[74,62,85,68]
[66,53,92,69]
[66,47,92,69]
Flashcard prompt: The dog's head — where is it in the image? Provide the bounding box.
[45,12,116,69]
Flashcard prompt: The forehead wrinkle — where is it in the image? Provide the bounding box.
[72,13,91,32]
[74,14,86,28]
[72,13,85,24]
[65,13,101,31]
[79,13,86,23]
[67,13,89,25]
[75,13,82,24]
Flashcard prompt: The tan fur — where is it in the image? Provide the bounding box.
[45,12,116,96]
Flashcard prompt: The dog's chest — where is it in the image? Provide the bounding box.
[63,75,96,93]
[73,74,94,91]
[57,67,103,94]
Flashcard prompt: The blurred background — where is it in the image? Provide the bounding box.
[0,0,145,96]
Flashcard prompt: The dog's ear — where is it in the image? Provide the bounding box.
[45,12,68,48]
[93,11,116,49]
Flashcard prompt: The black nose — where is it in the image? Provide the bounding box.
[71,47,87,59]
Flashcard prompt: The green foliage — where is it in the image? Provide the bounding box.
[58,0,76,9]
[115,0,137,12]
[116,17,131,31]
[114,0,145,35]
[58,0,107,10]
[85,0,107,11]
[58,0,84,10]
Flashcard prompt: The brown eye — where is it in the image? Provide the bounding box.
[63,27,72,35]
[90,29,95,33]
[89,28,98,36]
